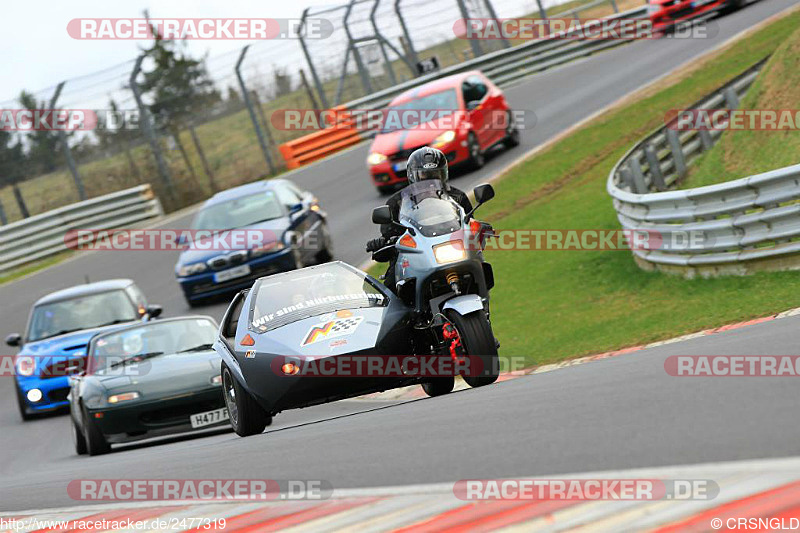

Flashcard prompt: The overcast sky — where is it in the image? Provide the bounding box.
[1,0,332,104]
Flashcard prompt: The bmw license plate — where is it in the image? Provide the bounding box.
[190,408,229,429]
[393,161,407,172]
[213,264,250,283]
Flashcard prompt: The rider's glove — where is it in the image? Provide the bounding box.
[366,237,386,252]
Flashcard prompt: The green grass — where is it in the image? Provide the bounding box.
[683,24,800,188]
[452,9,800,366]
[0,251,74,286]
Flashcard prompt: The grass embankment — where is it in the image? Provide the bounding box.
[683,24,800,188]
[473,9,800,366]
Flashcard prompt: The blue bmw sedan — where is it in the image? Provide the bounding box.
[174,179,332,306]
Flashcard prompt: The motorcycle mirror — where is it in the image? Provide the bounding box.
[473,183,495,205]
[372,205,393,225]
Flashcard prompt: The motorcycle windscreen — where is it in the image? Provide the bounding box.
[248,262,389,333]
[399,180,462,237]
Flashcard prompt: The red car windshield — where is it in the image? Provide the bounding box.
[381,89,459,133]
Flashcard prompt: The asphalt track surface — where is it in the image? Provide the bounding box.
[2,0,798,511]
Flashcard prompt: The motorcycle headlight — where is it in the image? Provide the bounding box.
[177,262,207,277]
[251,241,284,258]
[433,240,467,264]
[108,391,140,404]
[367,152,388,166]
[431,130,457,148]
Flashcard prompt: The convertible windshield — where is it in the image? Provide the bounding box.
[192,191,284,231]
[89,318,218,373]
[27,290,139,342]
[381,89,459,133]
[399,180,462,237]
[250,263,387,331]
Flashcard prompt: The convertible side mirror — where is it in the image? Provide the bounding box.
[372,205,393,225]
[473,183,495,205]
[5,333,21,347]
[146,305,163,319]
[288,202,304,215]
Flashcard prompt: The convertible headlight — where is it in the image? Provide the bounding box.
[431,130,457,148]
[108,392,140,404]
[177,262,207,277]
[16,356,35,377]
[250,241,284,258]
[367,152,387,166]
[433,240,467,264]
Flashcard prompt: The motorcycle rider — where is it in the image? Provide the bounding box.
[366,146,473,292]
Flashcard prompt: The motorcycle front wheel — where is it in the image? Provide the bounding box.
[445,309,499,388]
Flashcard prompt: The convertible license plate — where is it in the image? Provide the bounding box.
[393,161,407,172]
[214,264,250,283]
[190,408,229,429]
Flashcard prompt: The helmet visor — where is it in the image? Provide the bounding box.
[409,166,448,183]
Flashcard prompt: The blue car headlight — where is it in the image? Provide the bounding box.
[251,241,284,258]
[177,262,208,277]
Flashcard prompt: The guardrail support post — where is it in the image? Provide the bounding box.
[628,158,647,193]
[0,198,7,225]
[456,0,484,58]
[644,144,666,191]
[724,87,739,109]
[665,129,687,179]
[698,128,714,151]
[619,167,636,193]
[130,55,175,201]
[236,46,276,175]
[49,82,87,201]
[298,8,330,110]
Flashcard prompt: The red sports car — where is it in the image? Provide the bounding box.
[366,70,519,194]
[647,0,743,31]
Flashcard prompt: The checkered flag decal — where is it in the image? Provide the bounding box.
[302,316,364,346]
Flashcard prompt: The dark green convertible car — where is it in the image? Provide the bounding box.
[68,316,228,456]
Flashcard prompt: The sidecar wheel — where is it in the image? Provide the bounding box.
[422,377,455,397]
[445,310,498,388]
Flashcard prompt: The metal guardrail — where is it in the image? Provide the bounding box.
[0,185,163,273]
[606,59,800,276]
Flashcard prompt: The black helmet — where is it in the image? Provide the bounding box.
[407,146,448,187]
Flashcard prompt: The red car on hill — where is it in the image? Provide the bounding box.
[366,70,519,194]
[647,0,744,31]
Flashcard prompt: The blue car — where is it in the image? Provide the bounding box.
[174,179,333,306]
[5,279,162,421]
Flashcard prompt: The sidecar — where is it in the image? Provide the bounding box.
[214,261,428,436]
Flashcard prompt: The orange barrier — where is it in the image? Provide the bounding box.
[278,106,365,169]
